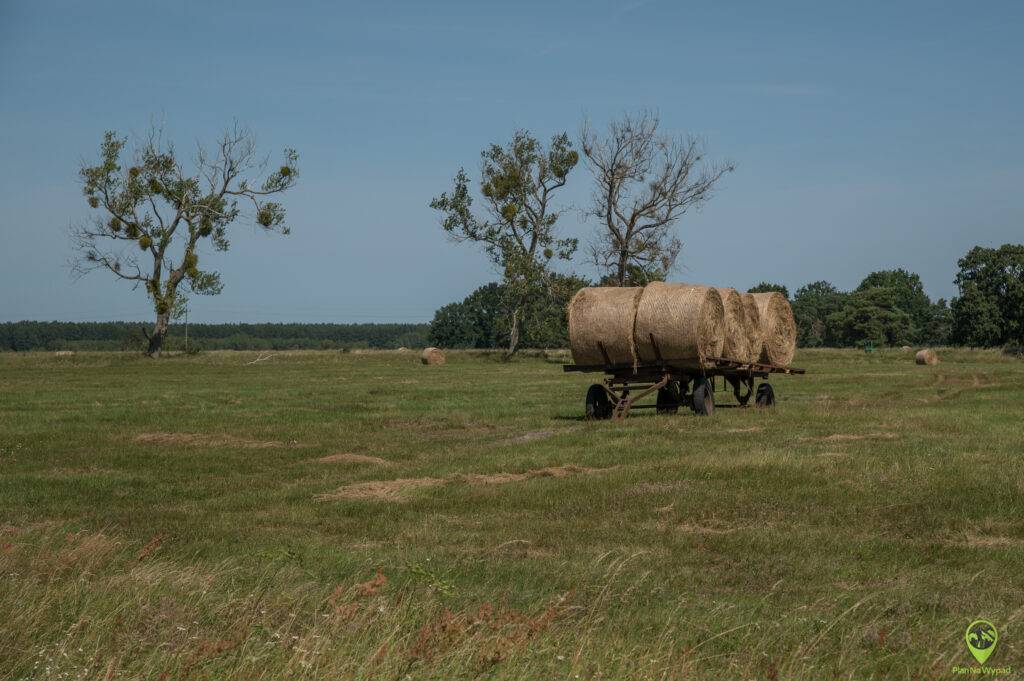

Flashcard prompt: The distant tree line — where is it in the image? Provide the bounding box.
[0,322,428,352]
[430,245,1024,351]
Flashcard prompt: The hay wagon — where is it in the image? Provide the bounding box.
[563,343,805,419]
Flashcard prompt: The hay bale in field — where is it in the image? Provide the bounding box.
[715,287,754,363]
[915,348,939,365]
[634,282,725,364]
[901,345,913,353]
[53,350,75,357]
[420,347,446,365]
[751,292,797,367]
[568,287,643,366]
[740,294,764,364]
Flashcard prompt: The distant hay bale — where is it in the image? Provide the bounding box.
[715,287,754,363]
[420,347,446,365]
[915,348,939,365]
[740,293,764,365]
[53,350,75,357]
[634,282,725,364]
[568,286,644,366]
[751,292,797,367]
[901,345,913,353]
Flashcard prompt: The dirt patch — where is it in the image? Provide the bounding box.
[458,465,605,485]
[677,522,762,536]
[627,481,688,496]
[317,465,614,502]
[499,429,559,445]
[804,433,898,443]
[315,477,445,501]
[953,534,1021,549]
[134,432,301,449]
[317,453,391,465]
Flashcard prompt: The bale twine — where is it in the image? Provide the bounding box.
[568,287,643,365]
[634,282,725,364]
[751,292,797,367]
[740,293,764,365]
[420,347,446,365]
[715,287,754,363]
[915,348,939,365]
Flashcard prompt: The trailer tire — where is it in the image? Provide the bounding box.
[586,384,613,420]
[755,382,775,408]
[691,378,714,416]
[656,381,681,415]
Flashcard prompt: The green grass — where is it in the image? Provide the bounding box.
[1,348,1021,679]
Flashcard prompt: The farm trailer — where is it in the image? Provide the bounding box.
[563,353,805,420]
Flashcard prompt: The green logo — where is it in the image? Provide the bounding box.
[965,619,998,665]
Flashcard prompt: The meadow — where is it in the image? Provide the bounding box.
[0,348,1021,679]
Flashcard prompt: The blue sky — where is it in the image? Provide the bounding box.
[1,1,1021,323]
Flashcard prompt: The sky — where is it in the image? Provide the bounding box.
[1,1,1022,323]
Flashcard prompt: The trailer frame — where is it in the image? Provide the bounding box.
[563,338,804,420]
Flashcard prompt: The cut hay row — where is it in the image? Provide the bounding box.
[568,282,797,368]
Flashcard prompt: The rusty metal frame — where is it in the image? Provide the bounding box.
[567,355,805,419]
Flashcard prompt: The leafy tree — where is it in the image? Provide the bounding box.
[791,281,847,347]
[430,130,578,354]
[826,287,913,348]
[429,273,590,350]
[922,299,953,346]
[747,282,789,299]
[950,244,1024,346]
[581,110,733,286]
[517,273,591,348]
[428,283,504,349]
[855,269,932,342]
[71,125,298,356]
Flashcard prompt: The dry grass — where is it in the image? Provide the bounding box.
[2,348,1023,678]
[134,431,300,449]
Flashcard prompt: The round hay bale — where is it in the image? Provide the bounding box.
[715,287,754,363]
[751,292,797,367]
[568,287,643,366]
[634,282,725,364]
[420,347,446,365]
[740,293,765,365]
[901,345,912,353]
[915,348,939,365]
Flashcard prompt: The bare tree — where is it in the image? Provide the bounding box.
[580,111,733,286]
[71,124,298,356]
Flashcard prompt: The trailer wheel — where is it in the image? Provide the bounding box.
[755,382,776,408]
[656,381,681,415]
[691,378,714,416]
[586,384,613,420]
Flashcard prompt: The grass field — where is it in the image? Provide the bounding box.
[1,348,1022,679]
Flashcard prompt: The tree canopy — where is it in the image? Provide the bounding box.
[71,125,298,355]
[430,130,579,353]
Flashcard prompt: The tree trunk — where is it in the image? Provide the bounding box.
[616,248,629,286]
[507,307,521,355]
[146,312,170,357]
